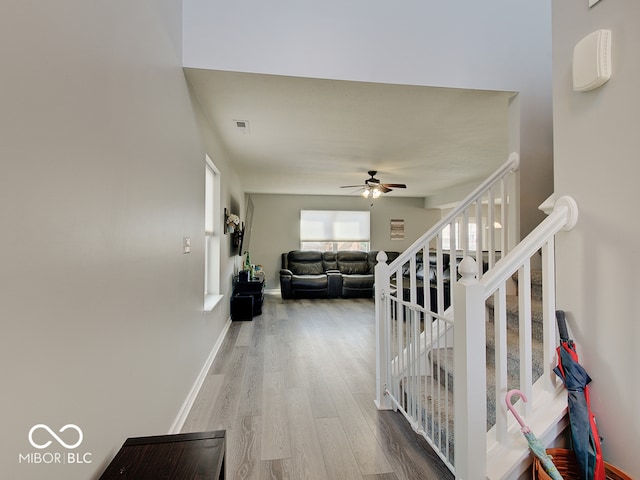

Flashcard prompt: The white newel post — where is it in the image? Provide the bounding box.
[453,257,487,480]
[374,251,392,410]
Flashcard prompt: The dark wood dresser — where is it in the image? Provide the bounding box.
[99,430,225,479]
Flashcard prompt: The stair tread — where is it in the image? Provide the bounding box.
[398,269,550,466]
[430,290,545,428]
[401,374,455,464]
[486,294,543,323]
[485,320,544,367]
[512,269,543,286]
[429,346,542,430]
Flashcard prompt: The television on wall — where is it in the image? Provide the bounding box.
[239,195,254,256]
[229,196,241,256]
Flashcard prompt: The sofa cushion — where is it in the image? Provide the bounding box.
[341,274,374,288]
[290,274,328,290]
[287,250,325,275]
[340,263,369,275]
[292,263,323,275]
[341,273,375,298]
[337,251,370,274]
[322,251,338,271]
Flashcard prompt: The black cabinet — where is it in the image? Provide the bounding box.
[231,273,264,321]
[99,430,225,479]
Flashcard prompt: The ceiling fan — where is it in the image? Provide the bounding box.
[340,170,407,198]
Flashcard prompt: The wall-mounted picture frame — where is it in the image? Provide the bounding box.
[390,219,405,240]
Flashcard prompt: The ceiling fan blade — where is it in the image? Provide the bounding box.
[340,173,405,194]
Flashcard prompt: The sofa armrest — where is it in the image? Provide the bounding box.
[326,270,342,298]
[279,269,294,299]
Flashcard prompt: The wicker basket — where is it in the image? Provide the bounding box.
[533,448,633,480]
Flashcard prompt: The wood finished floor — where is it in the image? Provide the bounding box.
[182,293,453,480]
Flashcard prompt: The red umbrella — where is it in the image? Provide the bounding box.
[554,310,605,480]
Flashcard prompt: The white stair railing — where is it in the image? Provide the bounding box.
[454,195,578,480]
[375,149,580,478]
[375,153,520,472]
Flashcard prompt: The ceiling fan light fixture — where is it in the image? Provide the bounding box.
[340,171,406,198]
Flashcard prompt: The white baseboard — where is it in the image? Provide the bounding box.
[168,316,232,434]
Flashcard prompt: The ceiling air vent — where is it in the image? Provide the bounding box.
[233,119,250,134]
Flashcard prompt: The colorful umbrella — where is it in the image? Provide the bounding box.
[554,310,605,480]
[506,389,563,480]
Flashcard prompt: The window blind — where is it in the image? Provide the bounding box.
[300,210,370,241]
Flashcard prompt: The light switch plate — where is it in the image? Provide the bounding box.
[183,237,191,254]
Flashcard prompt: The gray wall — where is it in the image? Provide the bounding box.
[246,194,441,289]
[0,2,241,479]
[553,0,639,476]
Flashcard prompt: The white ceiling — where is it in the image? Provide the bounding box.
[184,69,514,200]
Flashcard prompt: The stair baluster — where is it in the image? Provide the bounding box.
[375,147,580,479]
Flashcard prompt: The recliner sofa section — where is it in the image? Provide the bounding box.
[399,251,456,311]
[279,250,340,299]
[279,250,400,299]
[398,251,489,311]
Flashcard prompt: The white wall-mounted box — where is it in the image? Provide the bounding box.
[573,29,611,92]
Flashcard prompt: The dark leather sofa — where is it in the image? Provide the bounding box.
[279,249,480,309]
[399,251,458,311]
[279,250,400,299]
[398,251,489,311]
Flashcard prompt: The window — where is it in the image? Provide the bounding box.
[204,156,222,309]
[442,221,477,250]
[441,217,501,251]
[300,210,370,251]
